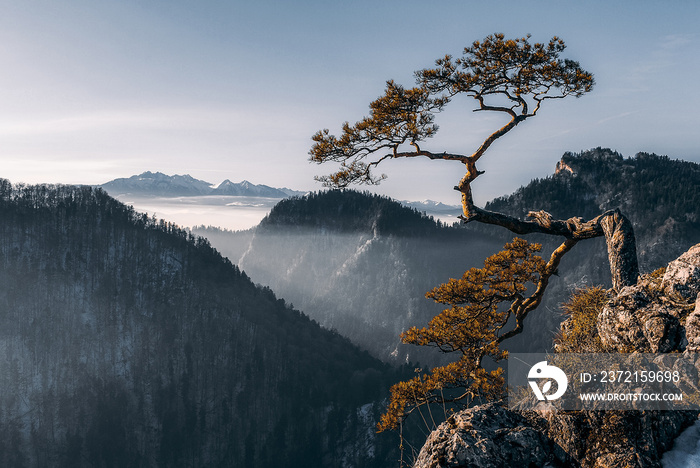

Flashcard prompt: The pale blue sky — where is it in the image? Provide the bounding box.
[1,0,699,205]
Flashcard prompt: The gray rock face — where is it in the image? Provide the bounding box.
[536,406,697,468]
[662,244,700,300]
[412,403,563,468]
[598,244,700,353]
[597,283,683,352]
[414,243,700,468]
[414,403,696,468]
[684,294,700,352]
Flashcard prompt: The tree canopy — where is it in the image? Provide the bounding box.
[309,33,639,440]
[310,33,638,292]
[310,33,594,212]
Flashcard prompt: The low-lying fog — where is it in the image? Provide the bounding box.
[112,194,462,231]
[112,195,281,230]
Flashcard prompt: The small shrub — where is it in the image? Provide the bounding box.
[555,286,611,353]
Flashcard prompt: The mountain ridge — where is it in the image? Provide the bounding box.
[99,171,306,198]
[195,148,700,364]
[0,179,402,467]
[484,147,700,271]
[195,190,501,365]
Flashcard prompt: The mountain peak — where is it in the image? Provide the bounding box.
[100,172,213,196]
[100,173,302,198]
[485,149,700,263]
[555,159,575,176]
[136,171,165,178]
[262,189,448,235]
[215,179,234,188]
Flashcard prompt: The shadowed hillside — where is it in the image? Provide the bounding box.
[0,180,405,467]
[196,191,504,365]
[197,150,700,359]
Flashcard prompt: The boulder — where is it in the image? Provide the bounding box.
[598,244,700,352]
[414,244,700,467]
[536,407,697,468]
[412,403,564,468]
[597,283,682,352]
[685,295,700,351]
[662,244,700,300]
[412,403,696,468]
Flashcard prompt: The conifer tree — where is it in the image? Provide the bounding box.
[310,33,638,293]
[310,34,641,429]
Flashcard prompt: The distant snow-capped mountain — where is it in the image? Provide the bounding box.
[100,171,213,196]
[401,199,461,215]
[99,172,306,198]
[212,179,290,198]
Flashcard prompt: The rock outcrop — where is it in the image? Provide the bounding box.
[413,243,700,468]
[662,244,700,301]
[535,407,696,468]
[597,281,684,353]
[684,295,700,352]
[413,404,696,468]
[412,403,571,468]
[597,244,699,354]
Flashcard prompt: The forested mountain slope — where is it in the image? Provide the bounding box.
[197,149,700,360]
[474,148,700,349]
[486,148,700,272]
[195,191,503,365]
[0,181,402,467]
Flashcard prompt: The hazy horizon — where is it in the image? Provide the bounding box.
[1,1,699,208]
[107,192,462,232]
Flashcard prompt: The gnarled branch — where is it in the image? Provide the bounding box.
[497,238,578,343]
[461,206,638,291]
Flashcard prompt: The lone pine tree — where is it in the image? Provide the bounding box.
[310,33,639,431]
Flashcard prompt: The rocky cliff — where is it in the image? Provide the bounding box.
[413,243,700,468]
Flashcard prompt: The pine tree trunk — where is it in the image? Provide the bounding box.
[600,210,639,291]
